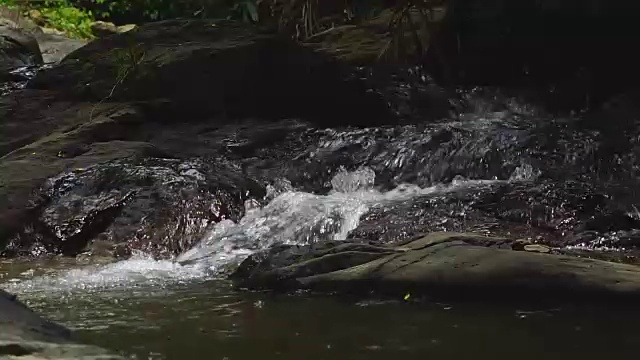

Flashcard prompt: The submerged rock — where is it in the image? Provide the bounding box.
[232,232,640,302]
[0,289,123,359]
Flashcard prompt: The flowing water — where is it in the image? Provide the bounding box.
[3,260,640,360]
[3,88,640,358]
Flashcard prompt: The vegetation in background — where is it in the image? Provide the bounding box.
[0,0,450,72]
[1,0,447,42]
[0,0,95,38]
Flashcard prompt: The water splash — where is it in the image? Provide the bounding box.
[3,252,206,296]
[176,167,500,273]
[3,167,507,295]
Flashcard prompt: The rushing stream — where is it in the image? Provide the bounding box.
[3,87,640,358]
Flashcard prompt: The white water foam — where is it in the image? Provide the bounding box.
[3,252,207,295]
[176,167,498,273]
[4,167,509,294]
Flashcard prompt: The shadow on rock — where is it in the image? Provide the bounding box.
[231,232,640,303]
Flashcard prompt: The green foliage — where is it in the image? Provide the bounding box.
[39,1,94,38]
[1,0,449,66]
[0,0,95,38]
[0,0,17,6]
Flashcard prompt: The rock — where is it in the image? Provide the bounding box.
[90,21,136,38]
[523,244,551,253]
[28,18,393,125]
[27,9,45,26]
[35,31,87,64]
[0,16,15,28]
[228,240,400,289]
[5,157,266,258]
[0,289,123,359]
[232,232,640,302]
[1,8,86,66]
[0,94,266,257]
[0,24,43,77]
[0,6,42,33]
[116,24,136,33]
[39,26,64,35]
[91,21,118,37]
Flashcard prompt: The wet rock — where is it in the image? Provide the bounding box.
[0,101,154,249]
[0,289,123,359]
[232,232,640,302]
[0,8,85,90]
[0,95,274,255]
[4,157,265,258]
[349,176,640,254]
[0,23,43,78]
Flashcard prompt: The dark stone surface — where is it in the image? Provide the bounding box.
[27,18,393,127]
[230,232,640,302]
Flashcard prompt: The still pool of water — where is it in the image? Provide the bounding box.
[2,259,640,360]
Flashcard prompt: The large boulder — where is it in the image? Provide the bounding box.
[232,232,640,302]
[0,289,123,359]
[27,18,392,124]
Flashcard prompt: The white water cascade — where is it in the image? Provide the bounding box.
[3,167,507,295]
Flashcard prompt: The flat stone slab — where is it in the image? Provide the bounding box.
[232,232,640,301]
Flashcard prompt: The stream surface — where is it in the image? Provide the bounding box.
[3,84,640,358]
[2,260,640,360]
